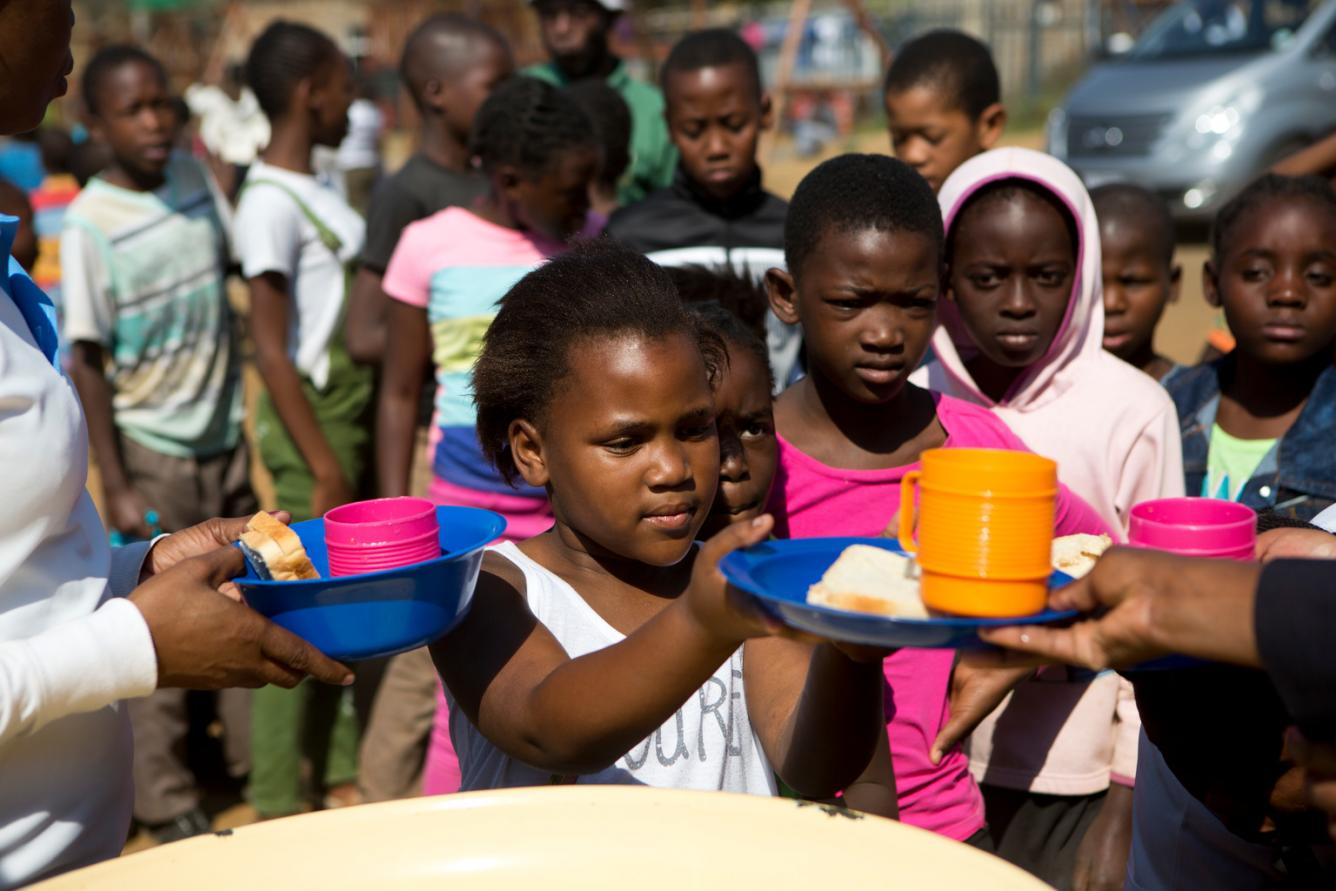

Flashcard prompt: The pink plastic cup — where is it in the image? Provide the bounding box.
[1127,497,1257,560]
[324,497,441,577]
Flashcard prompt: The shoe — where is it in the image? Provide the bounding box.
[145,807,212,844]
[321,782,362,810]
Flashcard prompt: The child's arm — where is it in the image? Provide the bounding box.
[247,271,352,517]
[1272,131,1336,178]
[741,636,888,798]
[374,300,430,497]
[60,223,151,538]
[344,267,390,365]
[431,519,778,776]
[1055,482,1115,539]
[68,342,152,539]
[840,717,899,819]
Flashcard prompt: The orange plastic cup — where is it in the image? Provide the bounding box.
[899,448,1058,617]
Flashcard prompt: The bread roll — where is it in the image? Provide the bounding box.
[1050,533,1113,579]
[807,544,929,619]
[238,511,320,581]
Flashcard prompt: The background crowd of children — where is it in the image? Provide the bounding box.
[5,2,1336,889]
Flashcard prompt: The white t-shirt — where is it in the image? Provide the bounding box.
[446,541,777,795]
[0,235,158,887]
[233,160,364,389]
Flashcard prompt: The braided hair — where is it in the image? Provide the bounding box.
[245,21,341,121]
[474,240,724,485]
[1211,173,1336,261]
[687,300,774,394]
[564,79,631,193]
[469,76,596,177]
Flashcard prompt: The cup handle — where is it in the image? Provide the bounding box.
[899,470,921,554]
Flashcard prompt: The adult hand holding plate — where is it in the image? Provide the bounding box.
[977,547,1263,671]
[129,546,353,690]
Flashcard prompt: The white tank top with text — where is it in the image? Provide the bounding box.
[445,541,777,795]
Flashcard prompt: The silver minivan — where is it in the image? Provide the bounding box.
[1048,0,1336,221]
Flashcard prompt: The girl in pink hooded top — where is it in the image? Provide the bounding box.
[912,148,1184,887]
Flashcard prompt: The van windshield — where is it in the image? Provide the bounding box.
[1127,0,1319,59]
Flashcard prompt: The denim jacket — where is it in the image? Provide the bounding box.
[1167,359,1336,522]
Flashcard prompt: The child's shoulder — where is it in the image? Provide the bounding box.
[1161,359,1224,416]
[607,185,680,225]
[1084,350,1181,416]
[929,390,1029,449]
[398,207,497,255]
[1162,359,1220,394]
[166,152,208,187]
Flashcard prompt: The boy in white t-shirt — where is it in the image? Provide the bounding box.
[232,22,374,820]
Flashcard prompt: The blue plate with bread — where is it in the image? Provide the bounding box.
[234,507,505,661]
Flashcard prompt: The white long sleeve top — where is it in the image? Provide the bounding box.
[0,220,159,889]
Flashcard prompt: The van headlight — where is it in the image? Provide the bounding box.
[1047,108,1068,159]
[1188,88,1261,150]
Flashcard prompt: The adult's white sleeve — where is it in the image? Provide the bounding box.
[0,597,158,746]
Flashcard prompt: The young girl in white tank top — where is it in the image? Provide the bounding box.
[430,242,889,798]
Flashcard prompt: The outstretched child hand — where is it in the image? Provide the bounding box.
[683,514,785,645]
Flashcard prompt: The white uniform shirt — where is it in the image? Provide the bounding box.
[0,217,157,888]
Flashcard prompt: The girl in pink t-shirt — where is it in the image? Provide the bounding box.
[379,78,601,795]
[763,155,1109,844]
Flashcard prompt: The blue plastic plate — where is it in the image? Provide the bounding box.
[720,537,1077,649]
[234,506,506,661]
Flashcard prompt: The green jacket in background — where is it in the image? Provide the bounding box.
[525,60,678,205]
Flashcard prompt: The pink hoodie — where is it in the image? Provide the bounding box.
[912,148,1184,536]
[912,148,1185,797]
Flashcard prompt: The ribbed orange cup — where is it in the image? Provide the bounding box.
[899,448,1058,617]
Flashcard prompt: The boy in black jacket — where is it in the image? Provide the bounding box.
[607,28,799,386]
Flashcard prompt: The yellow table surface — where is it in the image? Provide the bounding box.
[33,787,1051,890]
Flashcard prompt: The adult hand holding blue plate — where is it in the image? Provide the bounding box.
[720,537,1076,650]
[235,505,505,661]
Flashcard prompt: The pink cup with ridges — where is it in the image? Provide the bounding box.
[1127,497,1257,560]
[324,497,441,577]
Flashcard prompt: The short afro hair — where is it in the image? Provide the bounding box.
[399,14,509,112]
[884,29,999,120]
[473,240,724,485]
[81,45,168,116]
[245,21,342,121]
[1091,182,1176,266]
[1210,173,1336,261]
[784,153,944,279]
[470,76,596,177]
[660,28,762,100]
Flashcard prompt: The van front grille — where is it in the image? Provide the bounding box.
[1066,113,1172,157]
